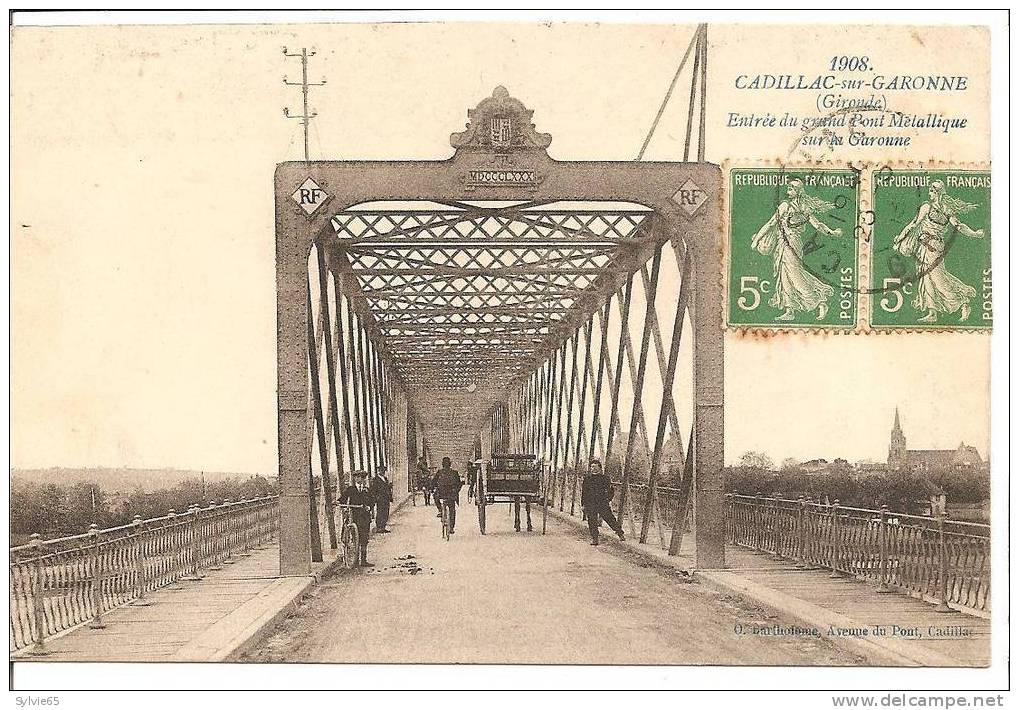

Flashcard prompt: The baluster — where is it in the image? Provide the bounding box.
[829,500,843,578]
[167,509,181,581]
[165,513,175,584]
[26,534,50,655]
[723,495,731,544]
[205,502,215,568]
[222,500,235,564]
[131,515,153,606]
[260,501,269,545]
[249,502,258,548]
[238,502,252,557]
[877,505,893,593]
[259,501,270,548]
[87,525,106,629]
[182,505,204,581]
[934,512,956,613]
[273,497,280,539]
[119,532,129,602]
[194,504,207,578]
[46,542,64,632]
[206,501,223,571]
[751,493,762,551]
[795,497,808,569]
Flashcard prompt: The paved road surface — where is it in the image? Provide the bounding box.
[244,499,864,665]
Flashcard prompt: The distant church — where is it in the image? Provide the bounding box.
[887,408,983,471]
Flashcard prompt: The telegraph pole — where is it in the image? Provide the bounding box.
[283,47,326,163]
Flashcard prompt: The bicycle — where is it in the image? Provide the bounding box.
[335,503,369,569]
[440,499,452,541]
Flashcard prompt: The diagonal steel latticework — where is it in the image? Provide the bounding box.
[275,28,721,576]
[327,199,658,463]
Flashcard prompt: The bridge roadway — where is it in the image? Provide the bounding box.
[17,500,987,665]
[243,500,863,665]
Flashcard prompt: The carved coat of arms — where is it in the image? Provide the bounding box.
[450,86,553,153]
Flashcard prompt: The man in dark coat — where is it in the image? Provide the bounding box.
[434,457,463,534]
[580,458,625,546]
[339,470,375,566]
[370,465,394,533]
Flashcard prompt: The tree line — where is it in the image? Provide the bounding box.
[595,446,989,515]
[726,451,990,514]
[10,474,278,545]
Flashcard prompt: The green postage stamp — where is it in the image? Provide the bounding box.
[869,169,992,329]
[727,168,860,329]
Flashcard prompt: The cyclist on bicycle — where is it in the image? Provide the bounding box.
[434,457,463,535]
[339,470,375,566]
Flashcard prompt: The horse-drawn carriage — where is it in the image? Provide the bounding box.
[474,453,547,535]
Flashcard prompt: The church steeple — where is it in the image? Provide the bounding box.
[888,407,907,466]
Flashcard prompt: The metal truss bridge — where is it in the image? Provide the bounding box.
[276,72,722,572]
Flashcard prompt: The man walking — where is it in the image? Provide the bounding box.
[339,471,375,566]
[434,457,463,534]
[370,465,393,533]
[580,458,625,546]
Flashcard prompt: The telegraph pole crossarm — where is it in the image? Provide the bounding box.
[283,46,327,163]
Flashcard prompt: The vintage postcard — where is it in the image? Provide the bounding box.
[8,11,1006,697]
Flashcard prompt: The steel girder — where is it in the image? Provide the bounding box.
[321,200,666,469]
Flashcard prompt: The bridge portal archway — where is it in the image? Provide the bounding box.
[275,86,722,575]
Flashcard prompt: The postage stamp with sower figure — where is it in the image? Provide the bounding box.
[869,169,991,330]
[727,167,860,329]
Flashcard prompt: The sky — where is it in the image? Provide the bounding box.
[10,21,991,473]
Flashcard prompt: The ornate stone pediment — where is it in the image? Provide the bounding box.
[450,86,552,153]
